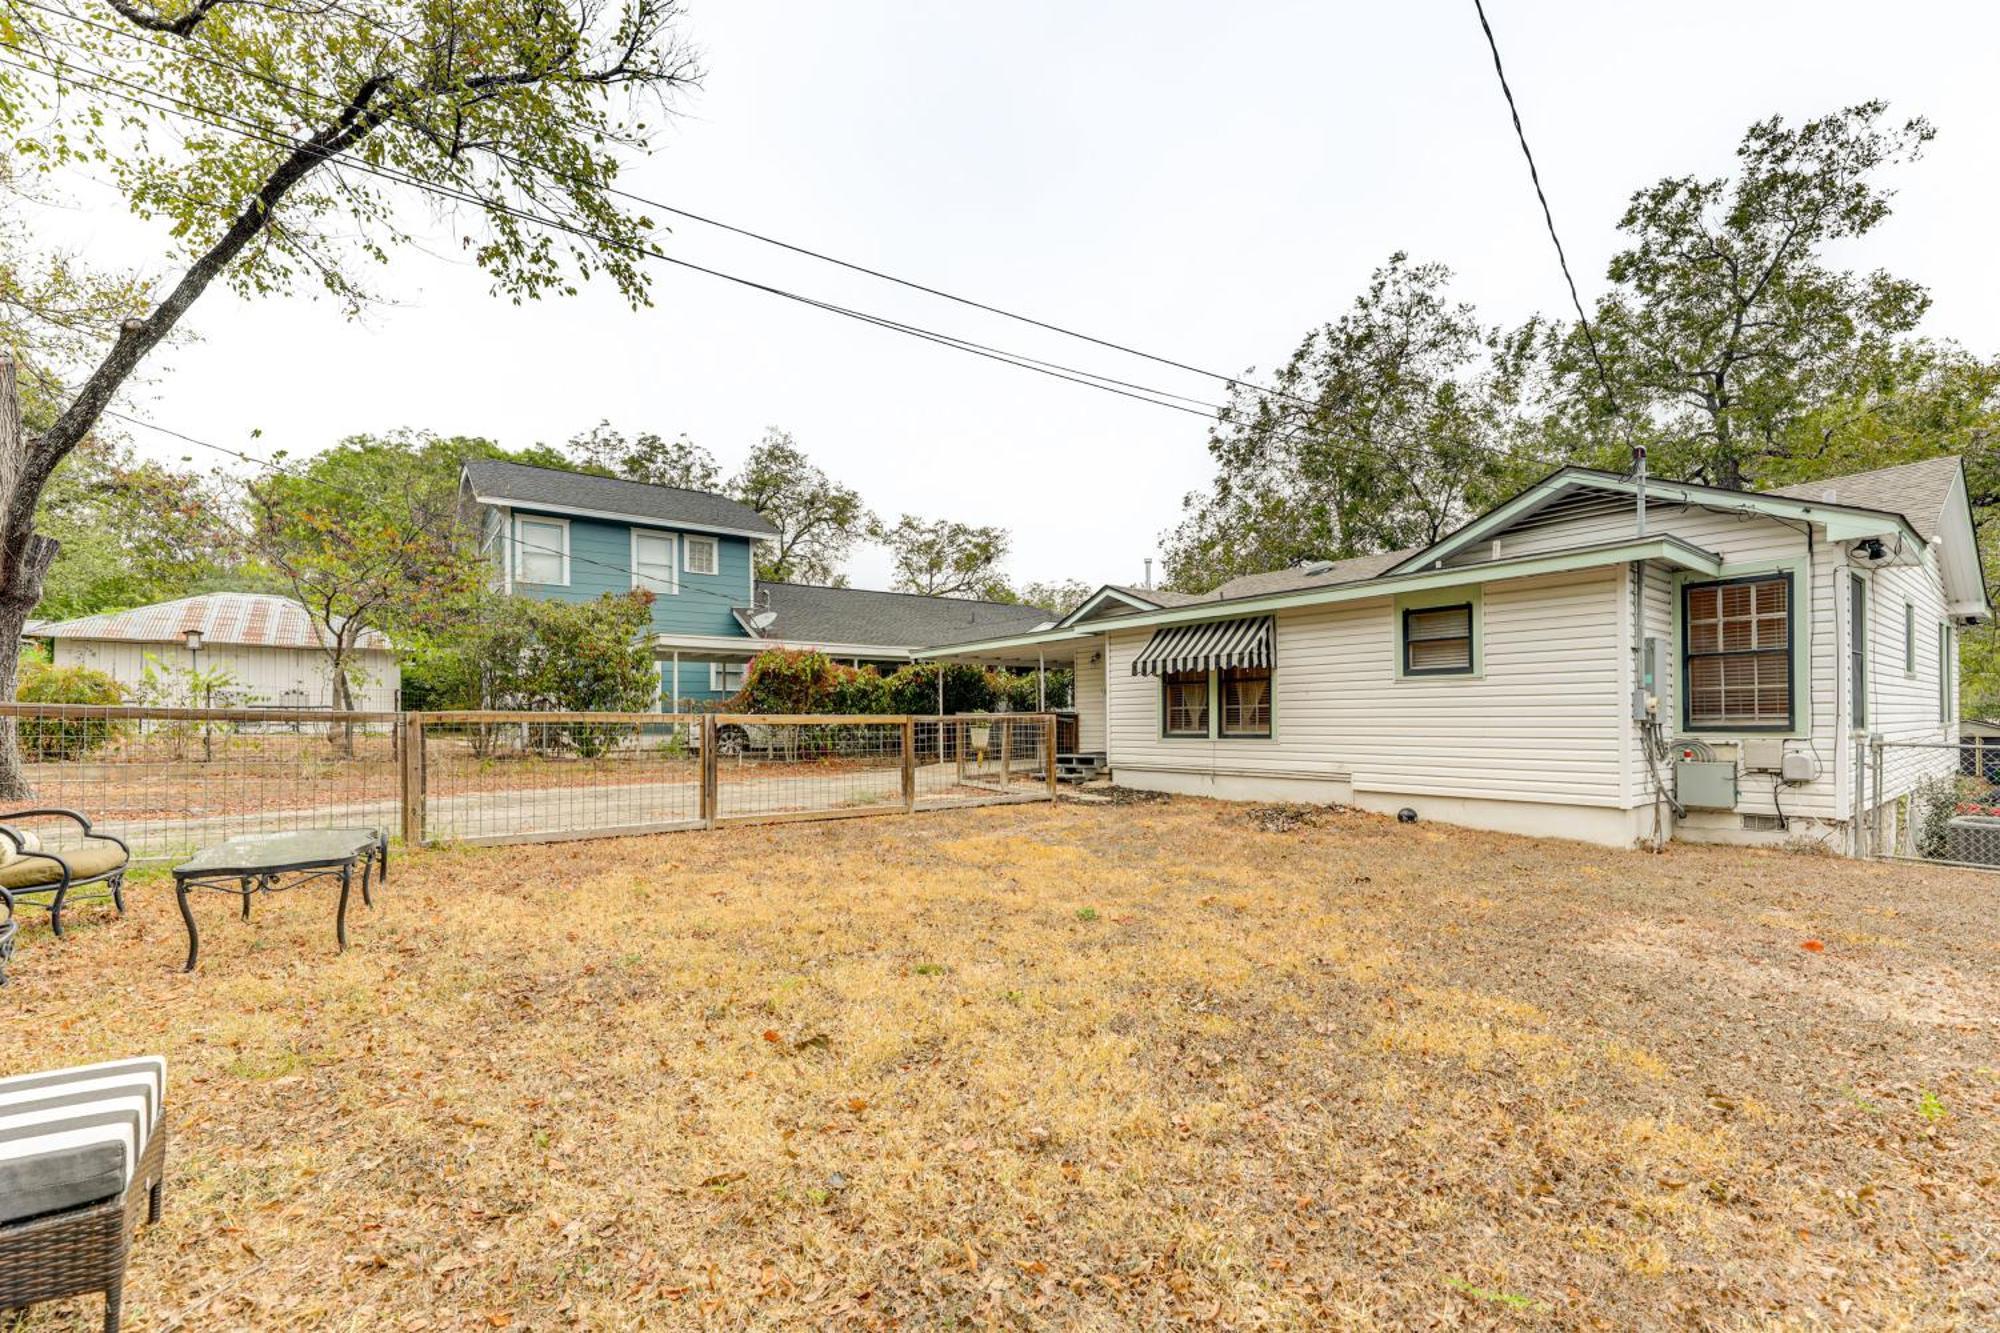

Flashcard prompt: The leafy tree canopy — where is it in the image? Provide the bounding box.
[567,420,720,491]
[731,428,870,585]
[874,513,1010,600]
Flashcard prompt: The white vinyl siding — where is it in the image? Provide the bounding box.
[513,515,569,586]
[1104,567,1625,804]
[631,530,677,595]
[1073,643,1107,752]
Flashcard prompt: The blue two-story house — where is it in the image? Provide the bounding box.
[459,460,1055,707]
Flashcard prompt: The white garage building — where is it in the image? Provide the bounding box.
[28,593,399,712]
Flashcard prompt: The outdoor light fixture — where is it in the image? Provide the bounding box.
[181,628,205,653]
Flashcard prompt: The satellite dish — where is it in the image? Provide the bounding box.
[747,608,778,631]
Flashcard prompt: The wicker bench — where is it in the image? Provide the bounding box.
[0,809,132,938]
[0,1057,168,1331]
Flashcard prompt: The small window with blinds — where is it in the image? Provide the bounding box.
[1220,667,1272,738]
[1162,670,1209,737]
[1682,573,1793,731]
[1403,603,1474,676]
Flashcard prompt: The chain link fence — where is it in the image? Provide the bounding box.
[1861,734,2000,869]
[0,704,1058,861]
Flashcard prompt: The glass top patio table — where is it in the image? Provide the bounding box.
[170,829,387,971]
[173,828,384,876]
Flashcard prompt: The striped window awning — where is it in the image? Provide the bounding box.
[1131,616,1274,676]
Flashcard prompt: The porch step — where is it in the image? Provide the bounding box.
[1056,752,1108,783]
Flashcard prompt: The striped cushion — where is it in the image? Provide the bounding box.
[0,1057,166,1225]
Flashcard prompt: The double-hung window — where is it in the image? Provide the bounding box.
[513,515,569,586]
[1850,574,1868,730]
[1939,622,1953,725]
[1403,603,1474,675]
[1162,670,1209,737]
[1683,573,1793,731]
[1219,667,1272,737]
[684,534,720,577]
[631,530,677,595]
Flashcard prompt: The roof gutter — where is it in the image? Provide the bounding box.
[925,535,1723,657]
[469,493,779,542]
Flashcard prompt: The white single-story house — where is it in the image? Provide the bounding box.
[26,593,400,712]
[930,457,1987,851]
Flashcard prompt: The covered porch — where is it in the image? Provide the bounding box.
[926,632,1107,781]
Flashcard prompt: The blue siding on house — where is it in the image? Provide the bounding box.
[504,506,756,639]
[659,658,743,707]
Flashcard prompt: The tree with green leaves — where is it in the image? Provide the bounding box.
[568,420,719,491]
[32,435,244,619]
[0,0,701,787]
[247,457,483,744]
[875,513,1011,599]
[1163,254,1548,593]
[1551,102,1935,488]
[731,429,870,585]
[1009,578,1093,617]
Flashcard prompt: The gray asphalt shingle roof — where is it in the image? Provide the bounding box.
[750,583,1056,651]
[1763,456,1964,541]
[463,459,780,537]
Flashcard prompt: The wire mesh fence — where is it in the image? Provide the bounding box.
[415,712,704,845]
[0,705,1058,861]
[0,703,400,862]
[1863,736,2000,869]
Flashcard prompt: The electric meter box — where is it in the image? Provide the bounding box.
[1675,760,1739,811]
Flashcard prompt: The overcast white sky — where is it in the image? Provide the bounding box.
[70,0,2000,592]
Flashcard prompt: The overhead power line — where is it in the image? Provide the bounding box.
[7,28,1566,479]
[1468,0,1623,422]
[20,0,1290,404]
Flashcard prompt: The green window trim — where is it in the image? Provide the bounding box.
[1394,585,1483,680]
[1680,570,1796,734]
[1159,666,1276,740]
[1939,622,1952,724]
[1850,573,1868,731]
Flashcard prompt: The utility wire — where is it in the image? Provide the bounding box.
[5,37,1570,479]
[20,0,1296,406]
[0,47,1232,421]
[1468,0,1623,424]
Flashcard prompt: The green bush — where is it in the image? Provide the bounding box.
[736,649,1068,719]
[15,657,125,761]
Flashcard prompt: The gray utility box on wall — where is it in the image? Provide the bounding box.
[1675,760,1739,811]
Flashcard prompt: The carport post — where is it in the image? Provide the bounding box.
[671,651,681,734]
[1037,650,1045,711]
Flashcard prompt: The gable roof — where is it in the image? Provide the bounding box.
[1207,548,1421,600]
[1764,455,1964,541]
[462,459,780,539]
[28,593,392,651]
[743,583,1055,651]
[1383,465,1932,576]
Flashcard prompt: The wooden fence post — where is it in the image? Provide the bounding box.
[955,719,967,787]
[1045,714,1058,800]
[398,713,424,847]
[999,718,1011,790]
[700,714,719,828]
[901,716,916,812]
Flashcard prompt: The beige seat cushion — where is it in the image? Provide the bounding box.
[0,843,128,890]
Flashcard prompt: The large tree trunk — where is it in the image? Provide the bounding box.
[0,358,60,799]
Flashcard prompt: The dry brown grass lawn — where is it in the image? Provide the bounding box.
[3,798,1996,1330]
